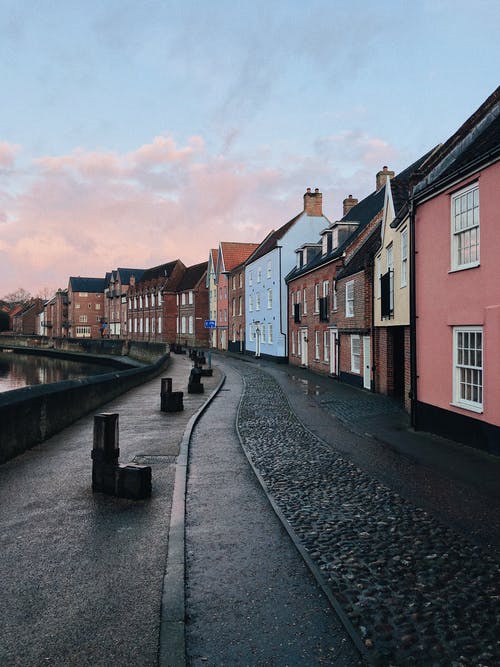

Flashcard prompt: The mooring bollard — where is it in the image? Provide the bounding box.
[92,413,120,494]
[91,413,152,500]
[188,365,204,394]
[160,377,184,412]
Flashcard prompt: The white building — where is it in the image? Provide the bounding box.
[245,189,331,360]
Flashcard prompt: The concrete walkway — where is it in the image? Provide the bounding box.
[0,354,219,667]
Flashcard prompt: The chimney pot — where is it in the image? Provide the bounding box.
[303,188,323,217]
[376,166,395,190]
[343,194,358,216]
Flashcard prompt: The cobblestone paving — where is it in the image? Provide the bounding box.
[236,366,500,666]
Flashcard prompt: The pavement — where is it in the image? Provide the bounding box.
[1,350,499,666]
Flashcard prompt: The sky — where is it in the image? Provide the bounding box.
[1,0,499,297]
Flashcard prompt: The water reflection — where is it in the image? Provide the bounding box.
[0,351,112,393]
[290,374,321,396]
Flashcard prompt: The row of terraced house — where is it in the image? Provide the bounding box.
[35,88,499,453]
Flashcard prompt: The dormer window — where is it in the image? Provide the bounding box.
[296,251,303,269]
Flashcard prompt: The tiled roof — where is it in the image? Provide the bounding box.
[219,242,260,272]
[116,267,144,284]
[69,277,106,293]
[177,262,208,291]
[336,223,382,280]
[138,260,182,284]
[286,188,385,282]
[434,112,500,182]
[414,86,500,196]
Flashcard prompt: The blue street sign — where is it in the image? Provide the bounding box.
[204,320,216,329]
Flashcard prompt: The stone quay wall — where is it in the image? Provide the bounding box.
[0,340,170,464]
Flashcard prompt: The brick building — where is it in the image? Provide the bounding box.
[68,278,106,338]
[175,262,209,348]
[12,299,45,335]
[127,260,185,342]
[104,268,144,338]
[42,289,69,338]
[287,187,385,380]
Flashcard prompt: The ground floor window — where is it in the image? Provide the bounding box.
[351,334,360,373]
[453,326,483,411]
[291,330,296,355]
[268,323,273,344]
[323,330,329,362]
[315,331,320,360]
[75,326,91,338]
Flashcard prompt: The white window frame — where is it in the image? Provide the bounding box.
[267,289,272,309]
[249,295,253,312]
[181,316,186,334]
[314,331,320,360]
[314,284,320,313]
[323,330,329,362]
[257,267,262,283]
[266,260,272,278]
[158,316,162,334]
[189,291,193,305]
[303,289,307,314]
[292,330,296,355]
[452,326,483,412]
[346,281,354,318]
[255,293,260,311]
[249,270,253,286]
[400,229,408,288]
[261,323,266,343]
[238,296,242,315]
[188,315,193,334]
[268,323,273,344]
[451,183,480,271]
[351,334,360,373]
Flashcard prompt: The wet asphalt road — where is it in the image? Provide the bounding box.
[185,362,361,666]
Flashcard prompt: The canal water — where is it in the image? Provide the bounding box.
[0,350,113,393]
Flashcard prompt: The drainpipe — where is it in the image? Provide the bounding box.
[409,195,418,428]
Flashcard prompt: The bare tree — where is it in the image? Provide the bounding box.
[2,288,33,305]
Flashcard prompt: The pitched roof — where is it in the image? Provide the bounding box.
[138,260,183,284]
[336,223,382,280]
[219,241,260,273]
[389,147,440,227]
[433,112,500,183]
[246,211,306,265]
[69,277,106,293]
[286,188,385,281]
[414,86,500,196]
[177,261,208,291]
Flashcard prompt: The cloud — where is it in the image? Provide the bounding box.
[0,141,21,168]
[0,129,401,295]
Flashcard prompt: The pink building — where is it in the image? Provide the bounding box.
[412,87,500,454]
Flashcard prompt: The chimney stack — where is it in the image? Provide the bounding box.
[304,188,323,217]
[343,194,358,216]
[376,166,395,191]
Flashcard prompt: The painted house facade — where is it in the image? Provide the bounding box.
[412,87,500,454]
[214,242,259,351]
[68,277,106,338]
[206,249,219,349]
[245,189,330,360]
[373,153,437,411]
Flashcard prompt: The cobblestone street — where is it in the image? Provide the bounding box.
[235,362,500,666]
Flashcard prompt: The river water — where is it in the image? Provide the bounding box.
[0,350,113,393]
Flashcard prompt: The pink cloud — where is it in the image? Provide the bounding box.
[0,141,21,168]
[0,130,401,296]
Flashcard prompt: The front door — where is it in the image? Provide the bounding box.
[300,328,308,366]
[363,335,371,389]
[329,329,338,375]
